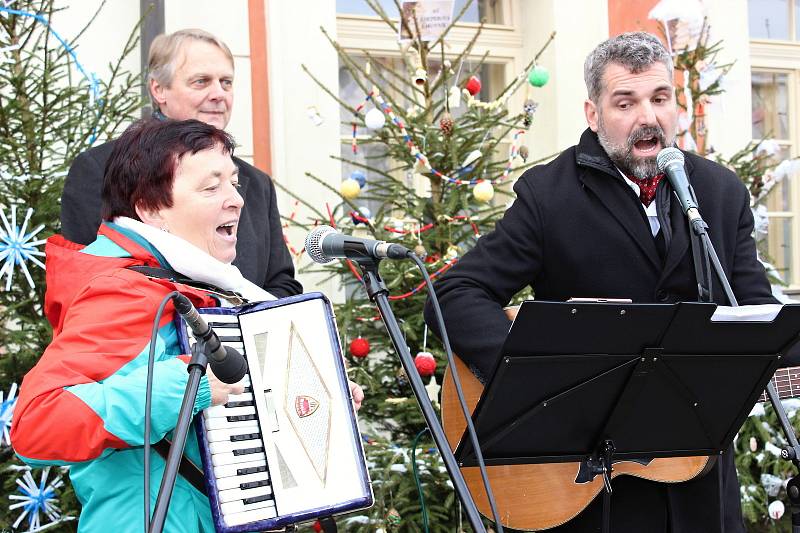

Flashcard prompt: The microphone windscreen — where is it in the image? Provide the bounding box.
[656,147,684,172]
[305,225,337,264]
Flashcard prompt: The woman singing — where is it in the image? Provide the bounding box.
[11,119,362,532]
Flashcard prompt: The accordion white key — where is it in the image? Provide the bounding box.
[178,292,373,532]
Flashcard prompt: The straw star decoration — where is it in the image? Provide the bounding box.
[0,204,46,290]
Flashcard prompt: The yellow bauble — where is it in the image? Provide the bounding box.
[340,178,361,199]
[473,180,494,203]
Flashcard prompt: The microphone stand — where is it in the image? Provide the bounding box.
[353,258,487,533]
[687,205,800,532]
[149,340,208,533]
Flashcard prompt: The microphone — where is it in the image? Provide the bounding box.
[305,225,411,264]
[656,147,701,221]
[172,293,247,384]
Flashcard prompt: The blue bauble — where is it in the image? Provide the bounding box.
[351,170,367,189]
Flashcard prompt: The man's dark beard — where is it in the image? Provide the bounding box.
[597,121,669,180]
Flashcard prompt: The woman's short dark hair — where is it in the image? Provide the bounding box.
[101,118,236,221]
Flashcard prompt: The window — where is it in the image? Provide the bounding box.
[748,0,800,40]
[336,0,505,25]
[335,2,523,216]
[751,69,799,287]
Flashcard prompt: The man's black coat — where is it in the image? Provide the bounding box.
[424,129,777,533]
[60,139,302,298]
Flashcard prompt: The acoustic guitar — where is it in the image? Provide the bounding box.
[440,310,800,531]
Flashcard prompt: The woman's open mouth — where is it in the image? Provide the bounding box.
[216,222,237,240]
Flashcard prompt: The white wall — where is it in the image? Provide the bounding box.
[703,0,754,157]
[518,0,609,160]
[51,0,140,141]
[266,0,342,296]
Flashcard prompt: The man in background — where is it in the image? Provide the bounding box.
[61,28,302,298]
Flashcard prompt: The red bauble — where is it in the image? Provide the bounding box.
[465,75,482,96]
[349,337,370,358]
[414,351,436,377]
[312,520,323,533]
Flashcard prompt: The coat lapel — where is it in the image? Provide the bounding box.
[578,169,662,271]
[658,154,696,284]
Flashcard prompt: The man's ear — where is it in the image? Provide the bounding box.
[585,99,599,132]
[150,78,167,107]
[135,202,165,228]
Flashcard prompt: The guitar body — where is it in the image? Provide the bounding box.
[441,356,713,531]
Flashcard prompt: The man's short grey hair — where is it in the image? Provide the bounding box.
[147,29,234,110]
[584,32,673,103]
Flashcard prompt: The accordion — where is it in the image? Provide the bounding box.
[177,292,373,532]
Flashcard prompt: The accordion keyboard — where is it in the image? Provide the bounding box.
[201,323,278,526]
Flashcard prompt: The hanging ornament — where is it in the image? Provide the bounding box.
[465,75,482,96]
[769,500,786,520]
[473,180,495,203]
[426,375,441,405]
[349,337,370,358]
[9,467,65,532]
[395,366,409,388]
[0,382,18,446]
[445,245,459,260]
[306,106,324,126]
[386,507,402,526]
[439,112,454,137]
[340,178,361,200]
[350,170,367,189]
[413,67,427,86]
[518,145,530,162]
[527,64,550,87]
[0,205,45,290]
[461,149,482,169]
[523,99,538,127]
[749,436,758,452]
[364,108,386,130]
[448,85,462,109]
[351,206,371,225]
[414,351,436,377]
[413,244,427,259]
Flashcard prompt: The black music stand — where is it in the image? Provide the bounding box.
[454,300,800,533]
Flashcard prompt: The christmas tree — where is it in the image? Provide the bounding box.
[282,1,554,530]
[0,1,143,529]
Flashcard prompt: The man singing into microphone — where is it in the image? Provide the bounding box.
[424,32,777,532]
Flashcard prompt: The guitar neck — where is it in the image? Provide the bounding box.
[760,366,800,402]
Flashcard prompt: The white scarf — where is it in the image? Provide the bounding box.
[112,216,276,303]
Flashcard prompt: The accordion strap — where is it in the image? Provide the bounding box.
[153,438,207,496]
[126,265,245,305]
[128,264,217,497]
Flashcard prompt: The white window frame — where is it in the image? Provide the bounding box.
[750,39,800,291]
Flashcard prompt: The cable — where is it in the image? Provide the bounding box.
[411,428,431,533]
[409,253,504,533]
[144,291,180,532]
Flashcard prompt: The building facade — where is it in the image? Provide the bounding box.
[56,0,795,293]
